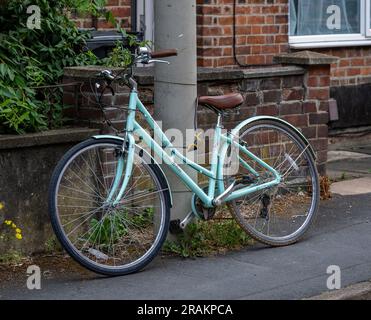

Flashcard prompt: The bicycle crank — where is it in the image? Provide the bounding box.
[169,211,197,234]
[192,186,217,221]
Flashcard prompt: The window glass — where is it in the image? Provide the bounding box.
[290,0,360,36]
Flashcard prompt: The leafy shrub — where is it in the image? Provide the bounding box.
[0,0,138,134]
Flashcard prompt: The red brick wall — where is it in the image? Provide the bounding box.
[196,0,371,87]
[63,64,331,174]
[71,0,131,30]
[318,47,371,87]
[72,0,371,87]
[196,0,289,68]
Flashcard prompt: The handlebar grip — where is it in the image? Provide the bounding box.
[151,49,178,59]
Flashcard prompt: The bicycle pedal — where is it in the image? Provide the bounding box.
[169,219,183,234]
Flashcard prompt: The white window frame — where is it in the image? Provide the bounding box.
[367,0,371,36]
[137,0,154,45]
[289,0,371,48]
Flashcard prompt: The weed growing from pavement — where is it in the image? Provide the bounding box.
[163,215,253,258]
[320,176,332,200]
[0,202,23,241]
[0,250,25,265]
[44,236,63,254]
[0,202,25,266]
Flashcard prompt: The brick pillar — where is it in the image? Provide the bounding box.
[274,51,338,175]
[305,65,331,175]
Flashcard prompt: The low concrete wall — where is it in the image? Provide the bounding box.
[0,128,99,254]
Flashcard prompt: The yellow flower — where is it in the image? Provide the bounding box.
[15,233,22,240]
[16,228,22,234]
[4,220,12,226]
[11,223,16,229]
[0,202,4,210]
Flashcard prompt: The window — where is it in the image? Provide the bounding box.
[289,0,371,48]
[136,0,154,44]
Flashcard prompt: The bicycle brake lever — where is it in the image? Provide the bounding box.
[100,70,115,81]
[148,59,171,65]
[107,85,115,96]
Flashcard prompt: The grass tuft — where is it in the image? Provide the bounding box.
[0,250,25,265]
[163,213,253,258]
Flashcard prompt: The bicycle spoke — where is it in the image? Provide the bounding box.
[225,121,318,244]
[52,140,168,274]
[59,184,106,201]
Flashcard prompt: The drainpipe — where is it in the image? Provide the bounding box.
[131,0,137,32]
[154,0,197,230]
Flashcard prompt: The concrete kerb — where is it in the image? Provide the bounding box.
[306,280,371,300]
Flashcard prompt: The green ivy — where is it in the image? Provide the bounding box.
[0,0,140,134]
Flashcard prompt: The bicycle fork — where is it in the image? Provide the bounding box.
[105,133,136,206]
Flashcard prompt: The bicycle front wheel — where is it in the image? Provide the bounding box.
[48,138,171,276]
[223,119,320,246]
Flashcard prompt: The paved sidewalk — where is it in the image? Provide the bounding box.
[327,150,371,181]
[1,191,371,300]
[331,177,371,196]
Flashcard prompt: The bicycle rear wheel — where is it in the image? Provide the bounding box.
[223,119,320,246]
[48,138,170,276]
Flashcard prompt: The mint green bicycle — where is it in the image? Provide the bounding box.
[49,47,320,276]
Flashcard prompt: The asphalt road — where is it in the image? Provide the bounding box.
[1,193,371,300]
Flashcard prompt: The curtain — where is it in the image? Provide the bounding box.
[290,0,360,36]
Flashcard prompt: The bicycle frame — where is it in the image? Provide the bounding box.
[98,90,282,209]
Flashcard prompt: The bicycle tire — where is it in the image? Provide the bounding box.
[223,119,320,247]
[48,138,171,276]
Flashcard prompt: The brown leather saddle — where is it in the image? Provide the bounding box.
[198,93,244,111]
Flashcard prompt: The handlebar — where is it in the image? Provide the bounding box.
[151,49,178,59]
[96,48,178,82]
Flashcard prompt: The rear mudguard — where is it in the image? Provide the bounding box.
[92,135,173,208]
[226,116,316,160]
[217,116,317,194]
